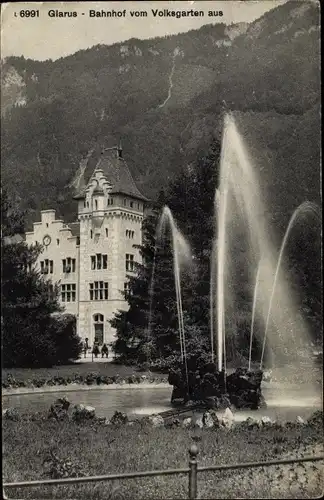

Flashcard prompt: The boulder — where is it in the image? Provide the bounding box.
[261,416,274,427]
[168,363,264,410]
[195,417,204,429]
[239,416,261,430]
[84,406,96,418]
[182,417,193,428]
[72,403,96,422]
[296,415,305,425]
[202,411,219,428]
[221,407,235,429]
[110,411,128,425]
[263,370,272,382]
[48,397,70,421]
[148,414,164,427]
[3,408,20,421]
[96,416,108,425]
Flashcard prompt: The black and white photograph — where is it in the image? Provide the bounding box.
[1,1,322,498]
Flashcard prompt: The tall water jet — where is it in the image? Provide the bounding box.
[153,206,193,394]
[210,189,220,364]
[249,262,262,372]
[211,113,319,380]
[260,201,322,369]
[170,112,320,409]
[212,117,233,372]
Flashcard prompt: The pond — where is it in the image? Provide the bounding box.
[2,383,322,422]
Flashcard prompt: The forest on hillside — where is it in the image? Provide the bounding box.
[1,0,320,231]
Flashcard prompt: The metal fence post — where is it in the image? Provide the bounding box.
[188,444,198,500]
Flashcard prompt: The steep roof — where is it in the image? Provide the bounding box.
[73,146,148,202]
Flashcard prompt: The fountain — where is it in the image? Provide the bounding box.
[148,206,193,399]
[154,113,320,410]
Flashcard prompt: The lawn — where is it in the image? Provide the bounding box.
[3,415,323,499]
[2,362,165,385]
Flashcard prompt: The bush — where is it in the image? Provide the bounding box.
[49,314,82,365]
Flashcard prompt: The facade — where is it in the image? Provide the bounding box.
[25,145,147,348]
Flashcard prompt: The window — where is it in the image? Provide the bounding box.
[126,230,135,239]
[130,201,134,208]
[124,282,132,299]
[87,202,89,208]
[105,228,108,237]
[46,223,49,227]
[90,254,107,270]
[107,198,114,206]
[90,230,93,239]
[126,254,134,272]
[40,259,53,274]
[89,282,108,300]
[84,201,86,208]
[57,239,60,246]
[123,199,127,206]
[95,200,98,210]
[62,258,76,273]
[61,283,76,302]
[93,314,104,345]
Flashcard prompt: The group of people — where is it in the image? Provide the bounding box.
[92,342,109,358]
[82,338,109,359]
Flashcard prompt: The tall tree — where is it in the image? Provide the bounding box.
[1,188,81,367]
[111,141,222,365]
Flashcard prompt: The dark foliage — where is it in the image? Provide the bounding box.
[1,190,82,367]
[1,1,320,229]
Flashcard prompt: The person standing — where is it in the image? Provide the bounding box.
[101,343,109,358]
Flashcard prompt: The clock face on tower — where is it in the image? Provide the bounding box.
[43,235,51,247]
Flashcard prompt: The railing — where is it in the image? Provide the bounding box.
[3,446,324,500]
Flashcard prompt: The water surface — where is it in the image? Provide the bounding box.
[3,384,322,422]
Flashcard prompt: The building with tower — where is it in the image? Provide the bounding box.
[25,145,147,349]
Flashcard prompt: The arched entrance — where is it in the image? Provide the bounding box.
[93,313,104,345]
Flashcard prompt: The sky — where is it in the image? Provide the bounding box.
[1,1,288,61]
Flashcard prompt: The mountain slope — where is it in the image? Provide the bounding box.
[1,0,320,228]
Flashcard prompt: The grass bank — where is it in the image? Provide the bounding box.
[2,363,166,389]
[3,414,323,499]
[2,362,159,380]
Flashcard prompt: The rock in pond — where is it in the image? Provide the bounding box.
[72,404,96,422]
[221,407,235,429]
[203,410,220,428]
[110,411,128,425]
[182,417,193,428]
[148,414,164,427]
[195,417,204,429]
[261,416,274,426]
[48,397,70,421]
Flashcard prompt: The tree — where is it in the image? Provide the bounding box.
[1,188,82,367]
[111,197,180,364]
[111,142,222,366]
